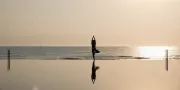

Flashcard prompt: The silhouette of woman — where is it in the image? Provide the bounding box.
[91,36,100,59]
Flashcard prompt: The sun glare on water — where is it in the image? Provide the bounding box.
[138,46,170,58]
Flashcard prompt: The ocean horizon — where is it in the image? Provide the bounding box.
[0,46,179,60]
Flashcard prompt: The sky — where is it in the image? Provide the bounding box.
[1,0,180,46]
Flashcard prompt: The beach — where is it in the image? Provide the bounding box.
[0,60,180,90]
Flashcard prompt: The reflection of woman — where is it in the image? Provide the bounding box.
[91,36,100,59]
[91,60,100,84]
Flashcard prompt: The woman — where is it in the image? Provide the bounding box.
[91,36,100,59]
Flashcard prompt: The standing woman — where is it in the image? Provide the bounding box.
[91,36,100,60]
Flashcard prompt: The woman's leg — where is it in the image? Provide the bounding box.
[93,53,95,60]
[92,50,96,60]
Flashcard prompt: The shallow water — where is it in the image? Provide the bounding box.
[0,60,180,90]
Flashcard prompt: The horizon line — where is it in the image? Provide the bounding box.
[0,45,131,47]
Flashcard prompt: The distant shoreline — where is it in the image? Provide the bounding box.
[0,56,150,60]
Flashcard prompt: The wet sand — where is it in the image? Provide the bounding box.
[0,60,180,90]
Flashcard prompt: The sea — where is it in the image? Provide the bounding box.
[0,46,180,60]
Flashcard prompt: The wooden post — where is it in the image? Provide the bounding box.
[7,49,10,71]
[165,50,168,71]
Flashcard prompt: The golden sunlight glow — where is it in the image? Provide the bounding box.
[138,46,169,58]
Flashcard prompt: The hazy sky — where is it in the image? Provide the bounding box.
[1,0,180,46]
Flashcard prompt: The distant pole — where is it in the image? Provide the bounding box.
[7,49,10,71]
[165,50,168,71]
